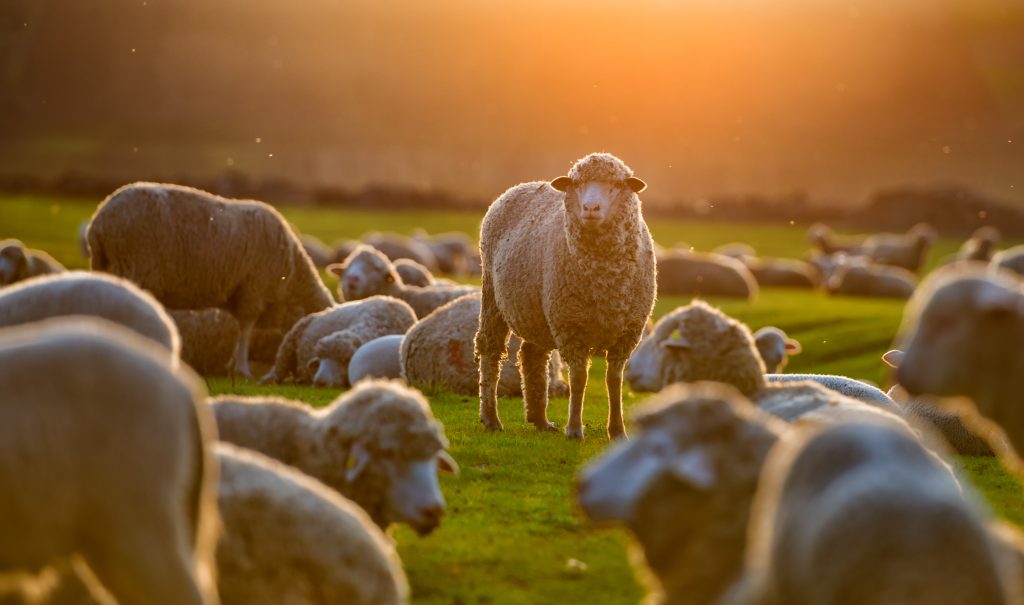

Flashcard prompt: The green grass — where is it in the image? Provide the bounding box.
[2,195,1022,605]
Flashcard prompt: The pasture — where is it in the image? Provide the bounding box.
[3,194,1022,605]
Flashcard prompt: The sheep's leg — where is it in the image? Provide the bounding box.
[564,352,591,439]
[519,341,556,431]
[605,355,628,440]
[475,280,510,431]
[232,318,255,380]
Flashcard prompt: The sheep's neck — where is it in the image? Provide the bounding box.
[564,204,644,261]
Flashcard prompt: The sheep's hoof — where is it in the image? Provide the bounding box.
[533,421,559,432]
[565,426,585,440]
[608,426,628,441]
[480,416,504,432]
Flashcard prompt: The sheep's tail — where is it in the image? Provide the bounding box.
[267,314,312,382]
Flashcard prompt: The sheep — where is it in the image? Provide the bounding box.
[805,251,849,282]
[885,379,996,457]
[0,271,179,357]
[328,245,478,317]
[956,226,1001,263]
[401,293,569,398]
[260,296,417,387]
[412,229,476,276]
[752,327,801,373]
[732,420,1016,605]
[86,182,333,378]
[656,250,758,300]
[476,152,657,439]
[393,258,434,287]
[891,264,1024,457]
[299,233,335,269]
[361,232,438,272]
[826,256,917,299]
[0,239,65,286]
[168,308,285,375]
[862,222,937,273]
[214,443,409,605]
[0,317,219,605]
[348,334,406,384]
[806,223,865,255]
[210,379,458,533]
[710,244,820,289]
[993,244,1024,278]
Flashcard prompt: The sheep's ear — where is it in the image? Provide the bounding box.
[785,338,802,354]
[626,177,647,193]
[345,441,372,483]
[327,263,345,277]
[882,350,904,368]
[437,451,459,475]
[668,448,715,489]
[307,357,321,372]
[550,176,573,192]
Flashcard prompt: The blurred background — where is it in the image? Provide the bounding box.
[1,0,1022,222]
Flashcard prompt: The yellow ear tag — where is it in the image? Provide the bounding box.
[671,329,682,340]
[346,454,357,471]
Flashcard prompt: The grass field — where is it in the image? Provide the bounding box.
[3,194,1023,605]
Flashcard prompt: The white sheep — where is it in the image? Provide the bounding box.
[656,250,759,299]
[400,293,569,398]
[0,271,180,357]
[477,153,657,439]
[732,420,1015,605]
[752,327,801,373]
[0,317,219,605]
[862,222,937,273]
[826,256,917,299]
[348,334,406,384]
[329,245,477,317]
[215,443,409,605]
[0,239,65,286]
[211,379,458,534]
[993,244,1024,278]
[87,182,334,378]
[259,295,416,387]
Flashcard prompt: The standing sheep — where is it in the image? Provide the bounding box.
[401,293,569,398]
[211,380,458,534]
[656,250,759,299]
[0,318,219,605]
[862,222,937,273]
[0,271,179,357]
[0,239,65,286]
[215,444,409,605]
[260,296,416,387]
[329,245,477,317]
[477,153,656,439]
[87,182,333,378]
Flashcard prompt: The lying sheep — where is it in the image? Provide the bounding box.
[0,318,219,605]
[260,296,417,387]
[807,223,865,255]
[993,244,1024,278]
[401,293,569,398]
[956,226,1001,263]
[362,232,438,272]
[168,308,286,375]
[826,256,917,299]
[349,334,405,384]
[862,222,937,273]
[752,327,801,373]
[743,257,820,289]
[87,182,333,378]
[0,271,179,357]
[329,245,477,317]
[215,444,409,605]
[733,421,1014,605]
[477,153,657,439]
[656,250,758,299]
[393,258,434,287]
[0,239,65,286]
[299,233,335,269]
[211,379,458,534]
[892,265,1024,457]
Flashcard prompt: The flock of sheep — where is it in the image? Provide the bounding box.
[3,151,1024,604]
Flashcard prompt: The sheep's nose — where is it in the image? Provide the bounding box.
[583,202,599,212]
[415,504,444,535]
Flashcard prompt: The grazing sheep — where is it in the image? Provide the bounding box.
[733,421,1014,605]
[993,245,1024,278]
[826,257,917,299]
[0,239,65,286]
[957,226,1001,263]
[215,444,409,605]
[862,222,937,273]
[260,296,417,387]
[168,308,285,375]
[412,229,475,276]
[656,250,758,299]
[477,153,657,439]
[211,379,458,533]
[329,245,477,317]
[362,233,438,272]
[752,327,801,373]
[299,233,335,269]
[807,223,865,255]
[401,293,569,398]
[348,334,406,384]
[87,182,333,378]
[393,258,434,287]
[0,318,219,605]
[892,265,1024,456]
[0,271,179,357]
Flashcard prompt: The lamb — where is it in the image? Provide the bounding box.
[656,250,758,299]
[401,293,569,398]
[0,239,65,286]
[87,182,333,378]
[0,317,219,605]
[329,245,477,317]
[862,222,937,273]
[393,258,434,287]
[752,327,801,373]
[826,256,917,299]
[348,334,406,384]
[0,271,180,357]
[956,226,1001,263]
[210,379,458,533]
[891,264,1024,457]
[299,233,335,269]
[732,420,1015,605]
[476,153,657,439]
[993,244,1024,278]
[362,232,438,272]
[215,443,409,605]
[260,296,417,387]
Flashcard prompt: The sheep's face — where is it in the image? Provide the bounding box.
[328,247,399,301]
[383,452,458,536]
[551,177,646,231]
[753,329,801,374]
[625,333,662,392]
